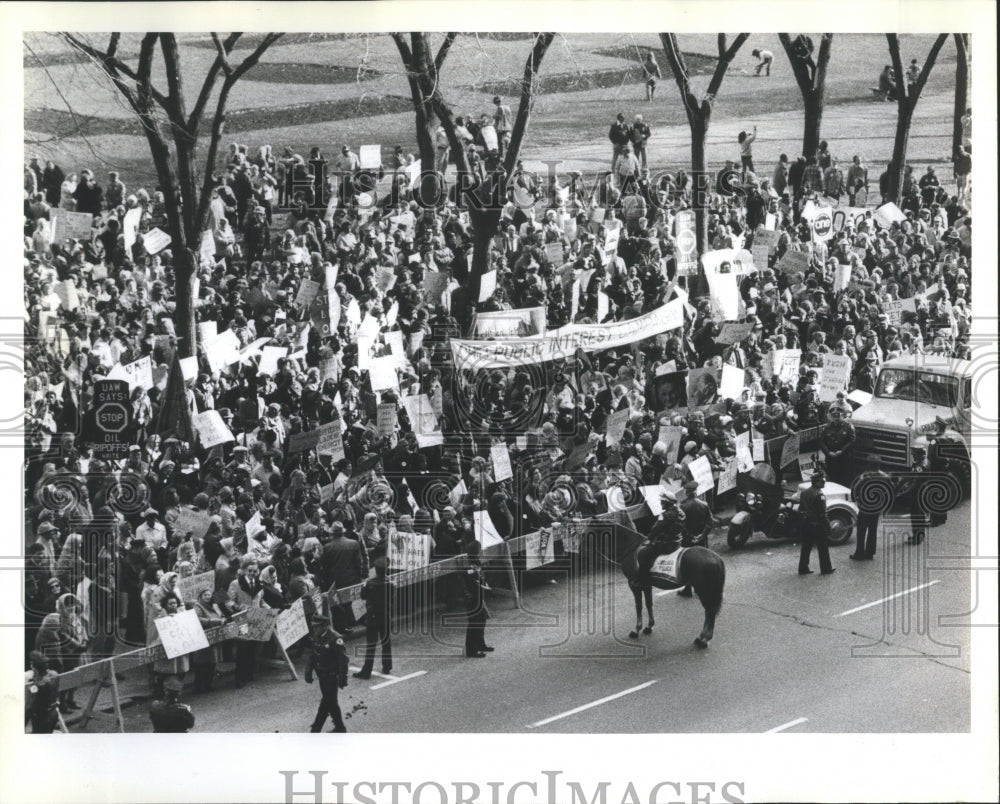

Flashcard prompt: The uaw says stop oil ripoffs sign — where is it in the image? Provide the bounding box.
[87,379,132,459]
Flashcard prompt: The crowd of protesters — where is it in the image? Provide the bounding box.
[21,118,973,716]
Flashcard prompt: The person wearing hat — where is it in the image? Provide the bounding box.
[819,397,856,486]
[462,541,493,658]
[304,615,349,732]
[33,522,59,577]
[635,490,686,587]
[677,480,713,596]
[851,456,891,560]
[149,675,195,733]
[136,508,167,561]
[894,437,933,546]
[798,471,835,575]
[354,557,393,679]
[492,95,512,158]
[26,651,61,734]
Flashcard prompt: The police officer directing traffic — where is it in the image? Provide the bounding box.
[798,471,836,576]
[149,676,195,732]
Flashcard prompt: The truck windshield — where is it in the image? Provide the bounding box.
[874,368,959,407]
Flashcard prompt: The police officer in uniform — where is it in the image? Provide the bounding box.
[26,651,60,734]
[851,456,890,560]
[636,491,686,586]
[798,471,836,576]
[149,676,195,732]
[896,438,932,545]
[678,480,712,597]
[819,398,856,486]
[305,616,349,732]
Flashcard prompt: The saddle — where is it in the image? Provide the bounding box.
[632,544,688,589]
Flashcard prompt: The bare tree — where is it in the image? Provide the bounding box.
[884,33,949,204]
[660,32,749,287]
[778,34,834,159]
[60,32,283,358]
[952,33,970,158]
[393,32,555,320]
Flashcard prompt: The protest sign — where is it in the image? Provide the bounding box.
[717,458,739,495]
[719,364,745,400]
[752,437,765,462]
[242,607,279,642]
[402,394,441,441]
[204,330,241,374]
[688,455,715,496]
[408,331,424,356]
[652,370,688,412]
[376,403,397,437]
[819,354,852,402]
[199,321,217,344]
[286,429,321,454]
[602,225,620,263]
[472,307,546,338]
[776,249,810,276]
[479,270,498,302]
[704,270,739,321]
[545,242,564,265]
[751,242,770,271]
[873,202,906,227]
[199,230,216,260]
[369,355,399,391]
[51,208,94,242]
[180,356,199,382]
[257,346,287,377]
[55,279,80,311]
[640,486,664,517]
[193,410,234,448]
[473,510,504,549]
[525,529,556,570]
[120,355,154,391]
[275,598,309,649]
[122,207,143,253]
[658,425,683,461]
[774,349,802,384]
[178,571,215,602]
[780,432,800,468]
[359,144,381,169]
[605,409,629,446]
[375,266,396,293]
[142,227,172,254]
[884,297,916,325]
[405,161,421,190]
[687,368,721,407]
[809,207,834,241]
[490,442,513,482]
[716,322,753,346]
[797,451,819,479]
[173,505,213,540]
[154,609,209,659]
[388,530,431,572]
[422,271,450,306]
[313,422,344,460]
[295,279,321,308]
[674,210,698,275]
[701,248,755,276]
[834,263,852,293]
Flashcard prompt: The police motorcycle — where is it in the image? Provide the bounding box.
[727,463,858,548]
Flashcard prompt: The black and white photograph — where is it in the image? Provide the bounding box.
[2,2,997,803]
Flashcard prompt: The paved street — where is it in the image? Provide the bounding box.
[111,502,971,734]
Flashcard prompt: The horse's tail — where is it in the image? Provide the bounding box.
[690,546,725,614]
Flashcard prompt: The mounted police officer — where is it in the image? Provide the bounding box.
[304,616,349,733]
[149,676,195,733]
[798,471,836,576]
[678,480,712,597]
[636,490,686,586]
[819,397,856,486]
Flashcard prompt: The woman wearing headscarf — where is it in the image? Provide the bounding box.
[55,531,85,591]
[259,565,286,610]
[34,592,88,710]
[149,592,189,696]
[191,588,227,693]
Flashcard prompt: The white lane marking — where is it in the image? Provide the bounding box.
[350,665,396,680]
[527,681,658,728]
[834,580,940,618]
[370,671,427,690]
[765,717,808,733]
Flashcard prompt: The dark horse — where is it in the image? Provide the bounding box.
[613,522,726,649]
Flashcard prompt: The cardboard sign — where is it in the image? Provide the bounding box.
[873,202,906,228]
[704,270,739,321]
[316,423,346,461]
[478,270,498,303]
[688,455,715,495]
[752,437,765,462]
[819,354,851,402]
[716,322,754,346]
[775,249,810,276]
[204,330,241,374]
[658,425,683,461]
[525,529,556,570]
[111,356,154,391]
[295,279,321,308]
[257,346,287,377]
[751,242,770,271]
[688,368,721,407]
[141,227,172,255]
[545,242,564,265]
[369,355,399,391]
[242,607,280,642]
[388,530,431,572]
[51,208,94,242]
[359,144,381,169]
[377,403,397,436]
[490,442,513,482]
[797,451,819,479]
[774,348,802,384]
[177,570,215,603]
[719,364,745,400]
[172,506,212,541]
[154,609,209,659]
[884,297,916,325]
[193,409,234,448]
[275,598,310,649]
[779,432,800,469]
[605,409,629,446]
[717,457,739,495]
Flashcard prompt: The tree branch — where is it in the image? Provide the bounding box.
[391,32,413,67]
[706,33,749,99]
[189,33,241,130]
[211,33,234,77]
[911,34,949,100]
[502,32,555,176]
[434,32,458,74]
[886,34,906,105]
[778,33,816,96]
[230,33,283,82]
[62,32,174,113]
[660,33,698,127]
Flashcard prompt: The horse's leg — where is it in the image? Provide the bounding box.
[693,562,725,649]
[642,586,654,635]
[629,584,642,639]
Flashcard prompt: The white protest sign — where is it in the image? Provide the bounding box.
[752,437,765,462]
[51,208,94,242]
[122,206,143,253]
[545,242,564,265]
[376,403,397,436]
[704,270,739,322]
[198,321,217,344]
[369,355,399,391]
[383,330,407,368]
[641,486,664,517]
[359,145,381,169]
[774,349,802,384]
[810,207,834,241]
[389,531,432,572]
[204,330,242,374]
[847,390,873,407]
[473,510,504,549]
[525,529,556,570]
[121,356,155,391]
[490,443,513,482]
[605,409,629,446]
[797,451,819,479]
[357,314,381,341]
[688,455,715,496]
[179,356,199,382]
[295,279,321,308]
[819,354,851,402]
[834,263,852,293]
[479,270,498,303]
[405,161,421,190]
[316,424,346,461]
[658,425,683,460]
[275,598,310,649]
[55,279,80,311]
[779,432,800,469]
[177,570,215,602]
[154,609,209,659]
[192,409,235,448]
[143,227,172,255]
[775,249,810,276]
[717,457,739,495]
[873,202,906,228]
[257,346,287,377]
[719,364,745,400]
[884,297,916,325]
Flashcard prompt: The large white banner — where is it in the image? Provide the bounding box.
[451,300,683,370]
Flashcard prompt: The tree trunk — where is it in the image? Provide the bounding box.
[690,117,709,297]
[888,103,914,205]
[952,34,969,158]
[172,248,200,359]
[802,96,823,159]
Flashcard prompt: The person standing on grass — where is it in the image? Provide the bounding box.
[752,48,773,76]
[738,126,757,177]
[630,114,652,171]
[609,112,631,171]
[641,51,661,101]
[492,95,512,158]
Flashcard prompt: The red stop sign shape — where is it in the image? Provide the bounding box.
[96,402,129,433]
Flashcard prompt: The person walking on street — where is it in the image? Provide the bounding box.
[305,616,349,732]
[354,558,393,679]
[798,471,836,575]
[851,457,890,560]
[641,51,662,101]
[149,676,195,732]
[463,541,493,658]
